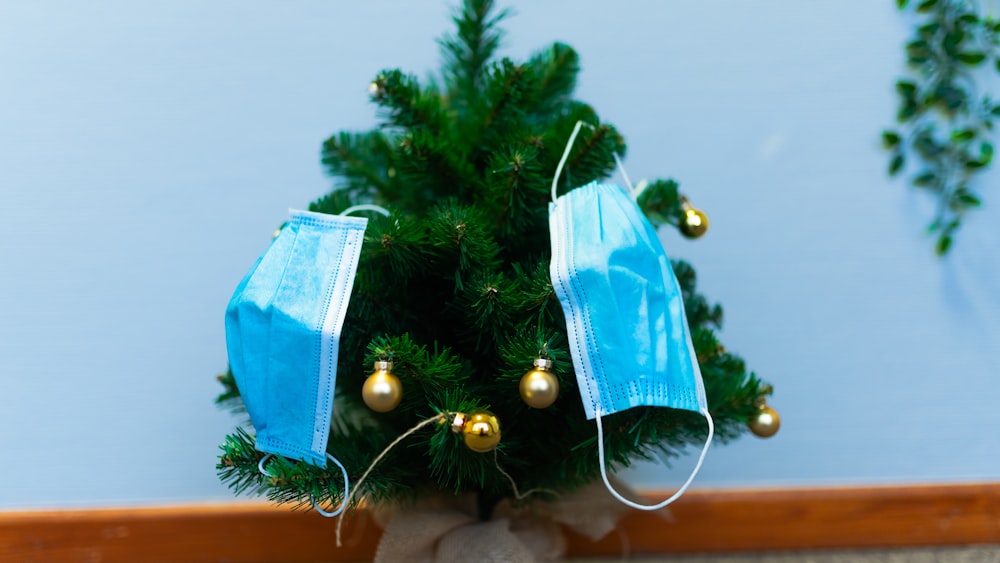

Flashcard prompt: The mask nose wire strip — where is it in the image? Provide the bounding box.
[257,453,351,518]
[340,204,390,217]
[551,121,635,202]
[596,406,714,511]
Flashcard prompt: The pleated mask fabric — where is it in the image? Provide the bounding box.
[225,209,367,468]
[548,120,713,511]
[548,181,708,420]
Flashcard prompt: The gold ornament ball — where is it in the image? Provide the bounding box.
[368,78,387,100]
[519,359,559,409]
[680,208,709,239]
[362,361,402,413]
[749,405,781,438]
[462,410,501,453]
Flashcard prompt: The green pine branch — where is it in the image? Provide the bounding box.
[320,131,398,200]
[439,0,510,114]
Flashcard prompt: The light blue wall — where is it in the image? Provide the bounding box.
[1,1,997,509]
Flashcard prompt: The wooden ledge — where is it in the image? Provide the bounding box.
[3,483,999,562]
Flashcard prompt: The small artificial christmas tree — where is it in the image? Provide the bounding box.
[216,0,775,541]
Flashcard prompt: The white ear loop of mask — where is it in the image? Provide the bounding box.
[550,120,634,203]
[340,204,390,217]
[257,453,351,517]
[595,406,714,511]
[554,121,709,509]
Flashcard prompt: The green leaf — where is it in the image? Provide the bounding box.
[956,52,987,65]
[906,40,932,61]
[897,0,909,8]
[950,129,976,142]
[943,30,966,56]
[992,105,1000,117]
[896,81,917,97]
[916,0,938,12]
[955,192,982,207]
[897,103,919,121]
[917,22,940,35]
[957,13,978,24]
[889,153,905,176]
[882,130,901,148]
[964,159,987,169]
[980,142,994,165]
[936,234,953,255]
[913,172,937,186]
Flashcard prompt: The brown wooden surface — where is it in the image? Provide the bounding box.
[2,484,999,562]
[564,483,1000,557]
[0,503,380,563]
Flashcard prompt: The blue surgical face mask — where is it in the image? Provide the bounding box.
[548,122,714,511]
[225,205,388,518]
[225,208,369,469]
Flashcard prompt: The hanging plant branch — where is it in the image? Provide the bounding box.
[884,0,1000,255]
